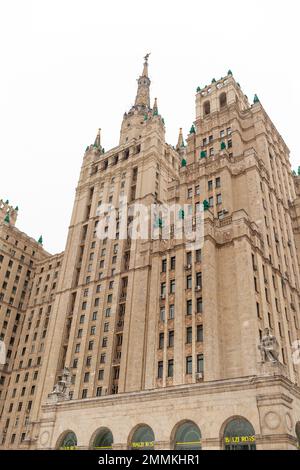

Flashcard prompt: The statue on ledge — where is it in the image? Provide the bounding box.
[258,328,279,364]
[47,367,71,402]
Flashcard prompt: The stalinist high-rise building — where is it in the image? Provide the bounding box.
[1,57,300,451]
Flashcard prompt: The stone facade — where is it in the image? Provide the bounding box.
[0,59,300,450]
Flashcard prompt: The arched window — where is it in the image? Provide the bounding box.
[58,431,77,450]
[174,421,202,450]
[219,92,227,108]
[223,417,256,450]
[129,424,155,450]
[295,422,300,450]
[203,101,211,116]
[91,428,113,450]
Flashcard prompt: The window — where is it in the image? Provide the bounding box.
[169,304,175,319]
[102,337,108,347]
[84,372,90,383]
[96,387,102,397]
[188,188,193,199]
[159,333,164,349]
[197,325,203,342]
[160,307,165,322]
[162,259,167,272]
[82,389,88,399]
[196,272,202,289]
[186,252,192,265]
[209,196,213,207]
[209,148,214,156]
[208,180,213,191]
[100,354,106,364]
[161,283,166,296]
[187,275,192,289]
[88,341,94,351]
[228,139,232,148]
[168,330,174,347]
[187,299,192,316]
[195,185,200,195]
[98,369,104,380]
[217,193,222,205]
[170,279,175,293]
[186,327,192,344]
[168,359,174,378]
[196,249,202,263]
[195,304,203,327]
[186,356,192,374]
[170,257,176,270]
[158,361,163,378]
[197,354,204,373]
[219,92,227,108]
[204,101,210,115]
[91,326,96,335]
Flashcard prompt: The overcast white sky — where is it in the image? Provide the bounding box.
[0,0,299,254]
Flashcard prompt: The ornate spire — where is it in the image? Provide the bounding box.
[93,128,101,148]
[134,53,151,109]
[38,235,43,245]
[152,97,158,116]
[177,128,185,149]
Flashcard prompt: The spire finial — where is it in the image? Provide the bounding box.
[94,128,101,148]
[38,235,43,245]
[177,128,185,148]
[142,52,151,77]
[153,97,158,115]
[134,54,151,109]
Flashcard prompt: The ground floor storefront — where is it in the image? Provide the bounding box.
[31,375,300,450]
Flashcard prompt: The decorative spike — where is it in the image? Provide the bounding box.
[212,78,216,83]
[177,128,185,149]
[200,150,207,159]
[228,70,233,76]
[196,86,201,93]
[181,158,187,168]
[190,124,196,135]
[152,97,158,116]
[15,206,19,211]
[253,94,260,104]
[93,128,101,148]
[38,235,43,245]
[135,54,151,109]
[220,142,226,150]
[4,213,10,223]
[5,200,9,205]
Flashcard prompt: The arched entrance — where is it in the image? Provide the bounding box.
[57,431,77,450]
[129,424,155,450]
[91,427,113,450]
[223,417,256,450]
[173,421,202,450]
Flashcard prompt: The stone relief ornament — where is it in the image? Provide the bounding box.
[258,328,280,364]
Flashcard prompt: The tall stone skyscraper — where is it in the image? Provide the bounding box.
[0,58,300,450]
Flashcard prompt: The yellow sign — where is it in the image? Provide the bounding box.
[225,436,255,444]
[131,441,154,448]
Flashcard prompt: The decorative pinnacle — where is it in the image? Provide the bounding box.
[177,128,185,148]
[93,128,101,148]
